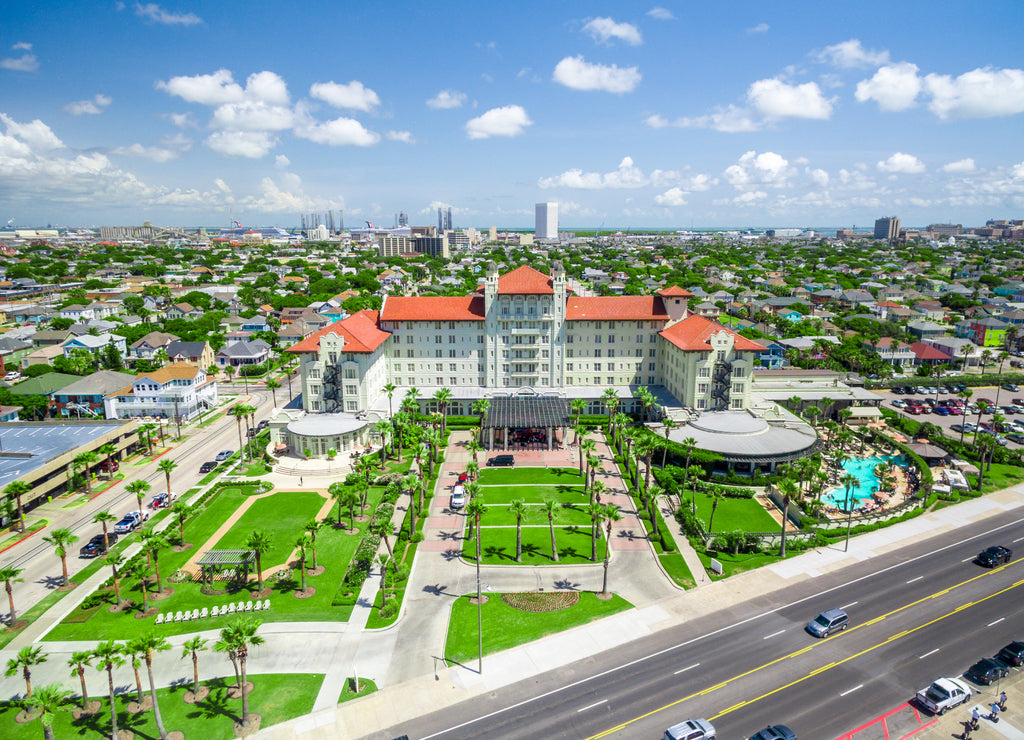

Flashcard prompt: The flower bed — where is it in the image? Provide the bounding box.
[501,591,579,612]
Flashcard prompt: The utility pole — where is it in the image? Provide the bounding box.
[173,398,182,440]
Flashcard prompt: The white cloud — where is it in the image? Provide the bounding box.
[244,71,290,105]
[310,80,380,112]
[1013,161,1024,179]
[553,56,641,94]
[855,62,921,112]
[211,100,294,131]
[0,53,38,72]
[11,42,31,51]
[808,168,830,187]
[157,69,244,105]
[465,105,532,139]
[656,105,761,133]
[134,3,202,26]
[214,178,231,193]
[924,67,1024,119]
[815,39,890,69]
[426,89,466,109]
[877,152,925,174]
[582,17,643,46]
[942,158,976,173]
[655,187,688,206]
[747,23,770,34]
[0,113,64,151]
[747,78,833,120]
[109,143,181,162]
[732,190,767,204]
[646,7,674,20]
[64,94,112,115]
[386,130,414,143]
[293,112,380,147]
[724,151,795,189]
[538,156,687,190]
[274,155,290,169]
[205,130,277,158]
[167,112,197,128]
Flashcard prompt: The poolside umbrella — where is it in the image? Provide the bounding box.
[905,442,949,462]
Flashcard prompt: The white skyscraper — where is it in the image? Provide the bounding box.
[535,202,558,240]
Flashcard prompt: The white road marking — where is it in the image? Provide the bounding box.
[962,556,977,562]
[840,684,864,697]
[674,663,700,675]
[577,700,607,713]
[988,618,1005,627]
[919,649,940,659]
[763,630,786,640]
[906,576,924,584]
[840,601,858,609]
[1013,536,1024,543]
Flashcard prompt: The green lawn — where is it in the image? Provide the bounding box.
[971,462,1024,493]
[0,673,322,740]
[338,677,377,704]
[695,548,798,579]
[691,492,778,533]
[476,484,589,505]
[213,491,324,567]
[477,467,584,485]
[658,552,696,589]
[444,592,632,664]
[466,524,599,565]
[482,502,591,526]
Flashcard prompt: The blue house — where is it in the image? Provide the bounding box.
[780,310,804,322]
[757,341,786,370]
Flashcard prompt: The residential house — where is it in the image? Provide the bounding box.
[164,302,204,320]
[922,337,981,367]
[59,304,95,322]
[63,333,128,359]
[164,340,214,368]
[20,344,65,369]
[862,337,915,368]
[839,289,876,308]
[32,329,72,347]
[216,338,272,367]
[0,405,19,422]
[914,301,947,322]
[240,316,272,333]
[129,331,179,360]
[909,342,953,368]
[694,301,720,319]
[906,320,947,341]
[104,362,218,421]
[86,301,121,320]
[9,372,80,404]
[756,341,786,370]
[777,336,839,360]
[970,317,1009,347]
[52,370,136,417]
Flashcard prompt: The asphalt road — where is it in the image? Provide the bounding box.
[375,512,1024,740]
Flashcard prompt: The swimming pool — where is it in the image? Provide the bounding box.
[824,454,909,510]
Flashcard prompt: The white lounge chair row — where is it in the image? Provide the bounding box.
[155,600,270,624]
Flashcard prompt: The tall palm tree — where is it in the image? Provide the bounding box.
[542,498,560,562]
[43,528,78,587]
[465,459,479,482]
[138,634,172,739]
[103,551,126,607]
[433,387,453,435]
[68,650,94,712]
[123,638,147,705]
[93,640,124,738]
[265,378,280,408]
[706,488,724,535]
[777,478,799,558]
[73,451,100,495]
[181,636,208,696]
[612,412,632,455]
[472,398,490,446]
[384,382,396,418]
[26,683,71,740]
[245,530,273,593]
[139,422,157,455]
[126,479,151,519]
[5,645,47,697]
[402,473,419,534]
[586,501,603,562]
[586,454,599,500]
[4,480,31,532]
[231,404,247,459]
[601,504,622,596]
[646,483,663,536]
[1,566,24,624]
[295,533,312,592]
[304,519,324,569]
[602,387,619,429]
[975,400,991,447]
[571,398,587,427]
[143,531,168,594]
[157,458,177,495]
[170,501,192,545]
[97,442,118,478]
[214,637,240,689]
[578,435,594,479]
[509,499,527,562]
[660,418,676,467]
[373,420,391,460]
[221,617,265,727]
[466,496,486,543]
[93,510,117,552]
[467,440,481,467]
[403,387,421,418]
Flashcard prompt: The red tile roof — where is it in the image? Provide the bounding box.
[497,265,553,294]
[910,342,953,361]
[657,285,694,297]
[566,296,669,321]
[659,314,766,352]
[380,295,485,321]
[286,310,390,354]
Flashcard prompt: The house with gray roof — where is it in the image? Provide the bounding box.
[216,338,272,367]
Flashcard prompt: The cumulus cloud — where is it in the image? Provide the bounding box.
[64,94,112,115]
[650,105,761,133]
[646,7,674,20]
[274,155,290,169]
[855,62,921,112]
[167,112,197,128]
[655,187,688,206]
[244,70,289,105]
[582,17,643,46]
[205,130,277,158]
[877,152,925,174]
[211,100,294,131]
[293,111,380,147]
[553,55,641,94]
[808,168,830,187]
[157,68,244,105]
[538,156,690,190]
[747,23,770,34]
[134,3,202,25]
[747,78,833,119]
[109,142,182,162]
[465,105,532,139]
[725,151,795,189]
[923,67,1024,119]
[942,158,976,173]
[310,80,380,112]
[1,50,38,72]
[11,42,31,51]
[426,89,466,109]
[815,39,890,68]
[386,130,414,143]
[0,113,64,151]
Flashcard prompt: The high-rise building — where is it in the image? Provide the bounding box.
[413,235,449,258]
[535,202,558,240]
[444,207,453,231]
[874,216,900,241]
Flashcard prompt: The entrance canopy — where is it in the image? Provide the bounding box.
[484,396,570,429]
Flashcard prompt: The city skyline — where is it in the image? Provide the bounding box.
[1,1,1023,228]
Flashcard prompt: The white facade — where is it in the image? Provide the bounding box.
[104,363,219,421]
[535,202,558,240]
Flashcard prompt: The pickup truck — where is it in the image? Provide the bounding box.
[113,511,148,534]
[915,677,971,715]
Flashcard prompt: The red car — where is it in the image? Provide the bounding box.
[906,405,926,415]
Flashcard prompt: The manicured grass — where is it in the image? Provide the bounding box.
[338,677,377,704]
[213,491,325,567]
[476,484,588,505]
[691,492,778,533]
[466,525,599,565]
[971,462,1024,493]
[482,502,591,527]
[477,467,584,485]
[658,552,696,589]
[695,548,797,579]
[0,673,322,740]
[444,592,632,664]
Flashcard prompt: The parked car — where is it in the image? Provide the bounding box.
[257,419,269,430]
[997,641,1024,666]
[113,511,147,534]
[906,405,926,415]
[806,608,848,638]
[215,449,234,461]
[199,461,218,473]
[933,407,951,416]
[965,657,1009,685]
[1006,433,1024,445]
[450,486,466,509]
[748,726,797,740]
[891,399,907,408]
[665,719,716,740]
[79,532,118,558]
[3,371,21,382]
[150,492,179,509]
[1002,383,1020,392]
[97,459,120,473]
[976,545,1012,567]
[915,677,971,715]
[487,454,515,467]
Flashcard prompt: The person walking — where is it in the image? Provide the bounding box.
[999,690,1007,711]
[971,706,980,730]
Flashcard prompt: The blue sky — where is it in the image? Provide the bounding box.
[2,1,1023,229]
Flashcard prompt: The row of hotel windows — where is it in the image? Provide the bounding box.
[384,319,662,331]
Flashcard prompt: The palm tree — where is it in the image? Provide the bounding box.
[384,382,396,418]
[26,683,71,740]
[143,531,168,594]
[103,551,126,607]
[295,533,312,592]
[467,440,481,467]
[402,473,419,534]
[138,634,172,739]
[980,348,993,373]
[68,650,94,712]
[602,387,619,429]
[43,528,78,587]
[214,637,240,689]
[1,566,24,625]
[170,501,192,545]
[373,420,391,460]
[586,454,599,500]
[804,405,822,428]
[472,398,490,446]
[578,435,594,479]
[93,640,124,739]
[181,636,208,696]
[646,483,663,536]
[266,378,280,408]
[542,498,560,562]
[5,645,47,697]
[601,504,622,596]
[139,422,157,455]
[403,386,421,418]
[93,510,117,552]
[304,519,324,569]
[73,451,100,494]
[706,488,724,535]
[586,501,604,562]
[637,385,655,423]
[466,496,486,543]
[975,400,991,446]
[612,412,632,455]
[157,458,177,495]
[123,638,147,705]
[222,617,264,727]
[660,418,676,467]
[231,404,247,458]
[97,442,118,478]
[777,478,799,558]
[465,459,479,482]
[571,398,587,427]
[245,530,273,594]
[433,387,453,435]
[508,499,527,562]
[126,479,151,519]
[4,480,31,532]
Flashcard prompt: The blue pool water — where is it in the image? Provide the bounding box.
[824,454,909,510]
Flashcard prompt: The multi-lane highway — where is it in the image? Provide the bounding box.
[376,512,1024,740]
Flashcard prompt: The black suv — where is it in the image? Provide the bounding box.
[200,461,218,473]
[749,726,797,740]
[965,657,1009,685]
[487,454,515,467]
[976,545,1012,567]
[79,533,118,558]
[997,641,1024,666]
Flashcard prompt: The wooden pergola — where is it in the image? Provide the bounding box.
[197,549,256,585]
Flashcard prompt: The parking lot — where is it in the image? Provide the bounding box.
[869,383,1024,449]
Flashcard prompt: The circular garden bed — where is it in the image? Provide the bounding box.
[500,591,580,612]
